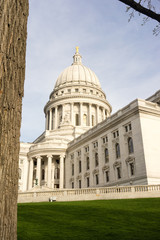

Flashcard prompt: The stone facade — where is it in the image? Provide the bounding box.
[19,48,160,192]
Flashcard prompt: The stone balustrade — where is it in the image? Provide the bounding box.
[18,184,160,203]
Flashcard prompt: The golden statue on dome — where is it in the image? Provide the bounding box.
[76,46,79,53]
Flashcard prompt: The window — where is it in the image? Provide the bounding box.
[130,163,135,176]
[105,148,109,163]
[42,161,45,165]
[18,168,22,180]
[87,177,90,187]
[54,168,60,179]
[103,136,108,144]
[72,164,74,176]
[79,180,81,188]
[93,141,98,148]
[75,88,79,92]
[34,160,37,166]
[113,130,119,138]
[68,89,71,93]
[115,143,120,159]
[75,114,79,126]
[106,171,109,182]
[85,146,89,152]
[86,157,90,170]
[117,167,121,179]
[125,123,132,132]
[77,150,81,156]
[128,137,134,154]
[42,169,45,180]
[79,161,81,173]
[83,89,86,93]
[83,114,87,126]
[72,182,74,189]
[90,90,93,94]
[95,152,99,167]
[96,174,99,185]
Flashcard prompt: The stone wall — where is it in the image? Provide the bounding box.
[18,185,160,203]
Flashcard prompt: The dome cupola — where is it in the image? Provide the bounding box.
[44,48,112,137]
[54,47,101,90]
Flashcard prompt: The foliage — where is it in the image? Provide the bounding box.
[18,198,160,240]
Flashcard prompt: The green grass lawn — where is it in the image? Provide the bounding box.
[18,198,160,240]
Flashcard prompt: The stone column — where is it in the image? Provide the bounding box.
[45,114,47,130]
[71,103,74,125]
[80,102,83,126]
[36,156,41,186]
[89,103,92,126]
[47,155,52,188]
[49,108,52,130]
[55,106,57,129]
[52,161,55,189]
[60,154,65,189]
[28,158,33,190]
[96,105,99,124]
[103,108,105,120]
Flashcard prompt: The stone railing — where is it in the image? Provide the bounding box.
[18,185,160,203]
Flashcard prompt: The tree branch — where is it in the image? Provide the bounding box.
[118,0,160,23]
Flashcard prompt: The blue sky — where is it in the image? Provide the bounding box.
[21,0,160,142]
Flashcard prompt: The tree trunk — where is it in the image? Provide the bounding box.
[0,0,29,239]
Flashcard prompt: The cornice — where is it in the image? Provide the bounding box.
[67,99,160,151]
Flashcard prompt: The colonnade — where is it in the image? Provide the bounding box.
[28,154,65,190]
[46,102,107,130]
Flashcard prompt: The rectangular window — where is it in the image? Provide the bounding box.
[79,180,81,188]
[106,171,109,182]
[95,152,99,167]
[130,163,134,176]
[72,182,74,189]
[117,167,121,179]
[129,123,132,131]
[86,157,90,170]
[72,164,74,176]
[87,177,90,187]
[79,161,81,173]
[75,88,79,92]
[96,174,99,185]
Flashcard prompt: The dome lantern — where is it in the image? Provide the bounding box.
[72,46,82,65]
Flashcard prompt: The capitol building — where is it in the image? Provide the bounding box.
[19,48,160,192]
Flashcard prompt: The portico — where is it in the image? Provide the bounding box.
[28,154,65,190]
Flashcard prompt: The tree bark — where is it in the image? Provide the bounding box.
[118,0,160,23]
[0,0,29,239]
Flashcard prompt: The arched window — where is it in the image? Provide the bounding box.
[95,152,99,167]
[104,148,109,163]
[83,114,87,126]
[86,157,90,170]
[115,143,120,159]
[128,137,134,154]
[18,168,22,180]
[42,169,45,180]
[75,114,79,126]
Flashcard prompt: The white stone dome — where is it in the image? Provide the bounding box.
[54,48,101,89]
